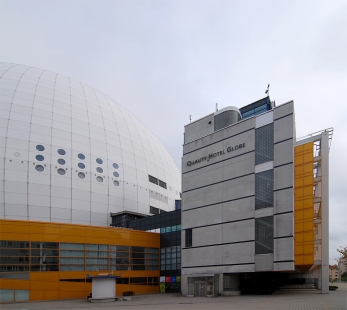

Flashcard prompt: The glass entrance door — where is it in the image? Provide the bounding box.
[194,281,206,297]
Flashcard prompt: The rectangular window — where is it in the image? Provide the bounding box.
[255,123,274,165]
[60,243,85,271]
[148,175,158,185]
[255,169,274,210]
[158,179,167,189]
[185,229,192,247]
[150,206,160,215]
[255,216,274,254]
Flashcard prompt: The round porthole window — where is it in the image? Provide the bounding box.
[78,153,85,160]
[96,176,103,182]
[78,172,85,179]
[35,165,44,172]
[113,163,119,169]
[96,167,103,173]
[14,152,20,157]
[58,149,66,155]
[113,171,119,177]
[36,145,45,151]
[113,180,119,186]
[96,158,103,164]
[36,155,44,161]
[57,158,66,165]
[57,168,66,175]
[78,163,85,169]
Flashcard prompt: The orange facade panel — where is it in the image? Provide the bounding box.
[0,219,160,302]
[294,142,314,268]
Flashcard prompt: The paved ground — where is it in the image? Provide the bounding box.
[3,283,346,310]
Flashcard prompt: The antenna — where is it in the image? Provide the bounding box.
[216,103,218,111]
[265,84,270,97]
[189,115,192,123]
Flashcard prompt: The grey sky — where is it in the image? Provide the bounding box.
[1,0,346,265]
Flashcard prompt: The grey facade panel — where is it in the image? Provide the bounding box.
[274,188,294,214]
[183,117,255,155]
[274,237,294,265]
[184,114,215,144]
[193,225,223,247]
[222,197,255,223]
[182,130,254,174]
[223,242,255,264]
[274,114,294,143]
[182,153,254,192]
[182,174,254,211]
[274,261,294,271]
[254,254,274,271]
[274,138,294,167]
[182,245,224,267]
[274,164,294,190]
[223,264,254,273]
[273,101,294,120]
[274,212,293,238]
[222,219,254,244]
[182,204,223,229]
[182,266,224,275]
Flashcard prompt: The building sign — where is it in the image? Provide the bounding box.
[187,143,245,166]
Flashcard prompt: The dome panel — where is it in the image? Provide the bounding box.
[0,63,181,226]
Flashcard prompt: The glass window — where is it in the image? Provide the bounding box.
[255,216,274,254]
[185,229,192,247]
[255,123,274,165]
[96,176,103,182]
[36,145,45,151]
[96,158,103,164]
[159,180,167,189]
[78,153,85,160]
[148,175,158,185]
[78,172,85,179]
[96,167,103,173]
[78,163,85,169]
[35,155,44,161]
[57,168,65,175]
[255,169,274,210]
[113,180,119,186]
[113,163,119,169]
[58,149,66,155]
[86,244,108,251]
[113,171,119,177]
[57,158,66,165]
[60,243,85,250]
[35,165,44,172]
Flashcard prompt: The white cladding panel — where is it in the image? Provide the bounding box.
[0,63,181,225]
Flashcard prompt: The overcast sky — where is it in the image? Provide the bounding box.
[1,0,346,265]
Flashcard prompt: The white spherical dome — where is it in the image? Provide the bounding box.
[0,63,181,226]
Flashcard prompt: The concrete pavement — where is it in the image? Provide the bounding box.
[2,282,346,310]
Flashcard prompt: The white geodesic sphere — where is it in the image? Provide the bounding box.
[0,63,181,226]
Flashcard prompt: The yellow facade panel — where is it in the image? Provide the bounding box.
[44,291,60,300]
[0,219,160,302]
[31,290,45,301]
[30,224,61,235]
[59,282,87,292]
[30,272,60,281]
[303,198,313,208]
[294,142,314,268]
[31,281,60,291]
[0,280,30,290]
[295,233,303,243]
[295,188,304,198]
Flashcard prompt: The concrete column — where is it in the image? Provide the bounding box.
[320,132,329,294]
